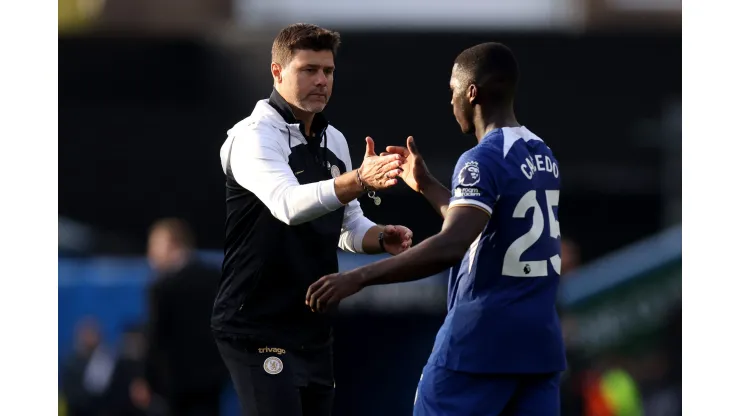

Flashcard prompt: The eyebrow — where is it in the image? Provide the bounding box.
[303,64,335,70]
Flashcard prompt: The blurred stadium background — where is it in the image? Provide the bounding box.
[58,0,681,415]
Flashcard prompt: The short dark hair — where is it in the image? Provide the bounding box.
[150,218,195,250]
[453,42,519,101]
[271,23,341,66]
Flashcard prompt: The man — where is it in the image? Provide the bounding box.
[307,42,566,415]
[211,23,413,416]
[60,318,114,416]
[142,218,227,416]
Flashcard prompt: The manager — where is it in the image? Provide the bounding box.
[211,23,413,416]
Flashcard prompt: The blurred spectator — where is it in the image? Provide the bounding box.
[60,318,116,416]
[104,325,167,416]
[580,356,644,416]
[138,218,227,416]
[599,366,643,416]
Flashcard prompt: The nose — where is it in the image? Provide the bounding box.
[316,71,328,86]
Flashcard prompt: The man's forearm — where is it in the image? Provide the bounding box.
[356,232,465,287]
[334,169,366,205]
[419,175,452,218]
[360,225,385,254]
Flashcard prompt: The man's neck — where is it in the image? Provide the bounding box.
[291,106,315,136]
[473,103,519,142]
[273,87,315,136]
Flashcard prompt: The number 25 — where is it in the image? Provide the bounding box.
[502,190,561,277]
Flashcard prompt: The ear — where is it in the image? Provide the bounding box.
[271,62,283,84]
[467,83,478,104]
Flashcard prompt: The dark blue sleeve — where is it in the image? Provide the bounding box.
[449,148,499,214]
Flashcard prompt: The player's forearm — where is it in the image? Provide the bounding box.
[360,225,385,254]
[419,175,452,218]
[334,169,367,205]
[356,232,466,286]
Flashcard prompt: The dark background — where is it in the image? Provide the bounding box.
[59,31,680,262]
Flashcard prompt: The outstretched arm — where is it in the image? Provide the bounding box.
[306,205,489,312]
[228,128,404,226]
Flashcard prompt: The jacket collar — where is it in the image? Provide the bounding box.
[268,88,329,137]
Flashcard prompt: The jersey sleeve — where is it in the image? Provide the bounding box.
[448,149,499,215]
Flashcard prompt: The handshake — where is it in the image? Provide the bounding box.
[354,135,430,194]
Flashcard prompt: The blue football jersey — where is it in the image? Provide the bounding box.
[428,126,566,374]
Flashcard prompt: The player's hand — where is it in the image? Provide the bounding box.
[357,137,405,190]
[306,271,362,313]
[381,225,413,255]
[381,136,431,193]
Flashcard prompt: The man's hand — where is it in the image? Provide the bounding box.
[381,225,413,255]
[357,137,405,190]
[306,272,363,313]
[382,136,431,193]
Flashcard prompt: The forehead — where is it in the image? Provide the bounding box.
[149,227,172,242]
[449,63,464,88]
[289,49,335,67]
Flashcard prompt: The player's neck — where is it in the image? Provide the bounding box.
[473,105,519,142]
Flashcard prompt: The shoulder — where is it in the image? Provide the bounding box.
[456,142,503,174]
[225,115,290,163]
[228,98,291,144]
[500,126,550,160]
[230,115,284,144]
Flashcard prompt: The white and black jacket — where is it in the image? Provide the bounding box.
[211,90,375,347]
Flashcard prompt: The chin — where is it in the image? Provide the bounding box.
[458,123,474,135]
[301,100,328,114]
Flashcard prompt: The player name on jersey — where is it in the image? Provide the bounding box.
[520,154,559,180]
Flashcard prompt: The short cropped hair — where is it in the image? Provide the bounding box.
[454,42,519,100]
[150,218,195,250]
[271,23,341,66]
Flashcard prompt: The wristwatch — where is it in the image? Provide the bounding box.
[378,231,386,253]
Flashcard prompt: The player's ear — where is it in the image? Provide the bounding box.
[468,84,478,104]
[271,62,283,83]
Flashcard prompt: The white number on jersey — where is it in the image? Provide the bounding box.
[501,190,562,277]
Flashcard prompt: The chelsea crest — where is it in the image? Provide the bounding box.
[263,356,283,375]
[330,165,341,178]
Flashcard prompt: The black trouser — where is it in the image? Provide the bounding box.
[168,388,222,416]
[215,333,334,416]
